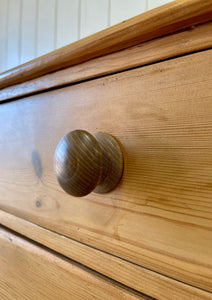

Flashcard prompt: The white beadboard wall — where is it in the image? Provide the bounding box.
[0,0,173,73]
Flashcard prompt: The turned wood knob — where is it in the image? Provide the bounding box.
[54,130,124,197]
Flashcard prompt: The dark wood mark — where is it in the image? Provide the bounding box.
[36,200,42,208]
[31,150,43,179]
[54,130,124,197]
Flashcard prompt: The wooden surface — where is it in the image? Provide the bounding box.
[93,132,124,194]
[0,50,212,291]
[0,227,145,300]
[0,0,212,89]
[1,20,211,103]
[1,20,212,103]
[1,210,211,300]
[54,130,103,197]
[54,130,123,196]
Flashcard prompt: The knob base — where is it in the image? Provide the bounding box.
[93,132,124,194]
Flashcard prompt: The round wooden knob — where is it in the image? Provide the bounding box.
[54,130,124,197]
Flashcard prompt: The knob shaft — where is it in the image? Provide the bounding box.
[54,130,124,197]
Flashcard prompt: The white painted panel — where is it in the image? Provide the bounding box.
[148,0,173,10]
[20,0,37,64]
[6,0,21,70]
[110,0,146,25]
[80,0,109,39]
[0,0,8,73]
[56,0,79,49]
[37,0,56,57]
[0,0,177,73]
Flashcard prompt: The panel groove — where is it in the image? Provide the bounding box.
[18,0,23,66]
[1,210,211,300]
[0,0,178,73]
[35,0,38,58]
[78,0,81,40]
[54,0,58,50]
[0,226,146,300]
[108,0,111,27]
[1,0,211,85]
[1,38,212,104]
[0,0,9,72]
[5,0,9,71]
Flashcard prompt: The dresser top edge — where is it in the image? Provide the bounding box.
[0,0,212,93]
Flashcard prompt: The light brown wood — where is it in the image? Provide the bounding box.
[0,210,211,300]
[0,0,212,90]
[0,227,145,300]
[0,50,212,291]
[1,20,212,103]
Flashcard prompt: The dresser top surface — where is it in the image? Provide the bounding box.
[0,0,212,91]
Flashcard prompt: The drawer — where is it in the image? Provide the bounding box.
[0,227,143,299]
[0,50,212,291]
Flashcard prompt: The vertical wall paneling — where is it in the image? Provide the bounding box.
[0,0,8,73]
[110,0,146,26]
[56,0,79,49]
[20,0,37,64]
[0,0,177,73]
[80,0,109,39]
[6,0,22,70]
[37,0,56,57]
[148,0,173,10]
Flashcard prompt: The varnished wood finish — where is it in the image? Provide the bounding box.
[54,130,124,197]
[1,21,212,103]
[0,50,211,290]
[0,227,145,300]
[0,0,212,89]
[1,210,211,300]
[93,132,124,194]
[54,130,103,197]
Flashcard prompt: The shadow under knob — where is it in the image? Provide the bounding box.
[54,130,124,197]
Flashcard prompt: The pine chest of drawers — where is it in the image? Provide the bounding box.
[1,1,212,299]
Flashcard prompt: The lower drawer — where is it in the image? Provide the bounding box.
[0,50,212,291]
[0,227,143,300]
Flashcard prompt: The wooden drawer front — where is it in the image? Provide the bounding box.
[0,227,142,299]
[0,50,212,291]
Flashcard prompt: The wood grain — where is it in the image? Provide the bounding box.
[0,50,212,291]
[1,20,212,103]
[0,227,145,300]
[54,130,103,197]
[54,130,123,196]
[0,0,212,89]
[1,210,211,300]
[93,132,124,194]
